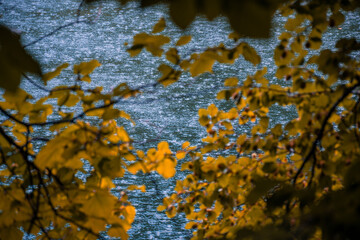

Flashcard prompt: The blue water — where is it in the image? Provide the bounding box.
[1,0,359,239]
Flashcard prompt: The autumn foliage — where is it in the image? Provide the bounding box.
[1,0,360,239]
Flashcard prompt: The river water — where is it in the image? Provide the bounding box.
[1,0,359,239]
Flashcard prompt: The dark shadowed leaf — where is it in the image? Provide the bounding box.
[169,0,196,29]
[246,178,280,204]
[0,25,41,92]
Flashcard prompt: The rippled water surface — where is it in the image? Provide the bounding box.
[1,0,359,239]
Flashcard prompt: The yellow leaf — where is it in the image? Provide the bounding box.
[208,104,218,117]
[284,14,305,31]
[198,109,210,126]
[127,44,143,57]
[176,151,186,160]
[182,141,190,149]
[0,169,11,177]
[81,75,91,82]
[82,190,116,218]
[57,91,70,106]
[49,122,70,131]
[185,222,198,230]
[180,59,191,70]
[176,35,192,46]
[157,64,181,86]
[152,17,166,33]
[136,150,145,158]
[128,33,170,57]
[241,43,261,65]
[229,32,242,41]
[224,77,238,87]
[190,52,216,77]
[127,185,146,192]
[157,158,176,179]
[119,110,135,124]
[102,108,120,121]
[35,137,67,169]
[100,177,115,189]
[64,93,79,107]
[124,205,136,224]
[0,226,23,240]
[117,126,130,142]
[74,59,101,75]
[236,134,247,145]
[108,226,128,240]
[222,121,233,130]
[157,141,172,155]
[166,48,180,65]
[157,205,166,211]
[86,108,105,117]
[127,162,147,174]
[278,32,292,41]
[42,63,69,84]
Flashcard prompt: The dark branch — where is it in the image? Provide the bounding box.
[24,20,88,48]
[293,82,360,185]
[23,73,51,92]
[307,153,317,188]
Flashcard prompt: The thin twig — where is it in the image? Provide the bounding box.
[24,20,88,48]
[24,0,102,48]
[23,73,51,92]
[76,0,86,22]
